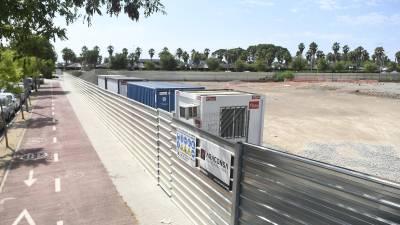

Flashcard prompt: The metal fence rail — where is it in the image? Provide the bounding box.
[235,143,400,225]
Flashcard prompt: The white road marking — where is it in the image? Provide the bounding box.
[57,221,63,225]
[54,153,59,162]
[52,103,55,106]
[53,126,56,131]
[12,209,36,225]
[55,178,61,192]
[52,111,55,116]
[52,107,55,110]
[53,137,57,143]
[0,197,15,205]
[24,170,37,187]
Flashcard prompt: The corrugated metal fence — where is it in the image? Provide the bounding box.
[66,74,235,225]
[233,143,400,225]
[66,74,400,225]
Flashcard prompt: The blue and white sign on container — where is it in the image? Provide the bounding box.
[176,129,197,167]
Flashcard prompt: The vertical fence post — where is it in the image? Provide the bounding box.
[231,142,244,225]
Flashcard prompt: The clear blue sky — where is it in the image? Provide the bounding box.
[53,0,400,61]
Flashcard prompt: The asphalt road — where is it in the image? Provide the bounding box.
[0,81,136,225]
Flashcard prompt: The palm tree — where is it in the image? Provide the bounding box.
[316,50,325,59]
[182,51,189,63]
[332,42,340,62]
[342,45,350,61]
[297,43,305,56]
[396,51,400,64]
[148,48,155,61]
[107,45,114,57]
[204,48,210,59]
[374,47,385,71]
[135,47,142,62]
[128,53,135,69]
[122,48,128,57]
[176,48,183,60]
[309,42,318,71]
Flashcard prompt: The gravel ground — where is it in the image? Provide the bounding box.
[186,81,400,182]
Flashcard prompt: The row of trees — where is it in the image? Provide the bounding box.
[62,43,400,72]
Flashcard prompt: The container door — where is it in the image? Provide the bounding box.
[156,90,170,111]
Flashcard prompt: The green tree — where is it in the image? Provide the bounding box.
[332,61,345,72]
[122,48,128,57]
[316,50,325,60]
[159,52,177,71]
[363,61,378,73]
[61,48,76,66]
[291,56,307,71]
[308,42,318,71]
[206,58,220,71]
[148,48,155,61]
[176,48,183,60]
[204,48,210,59]
[387,61,397,72]
[395,51,400,64]
[128,53,135,69]
[374,47,385,70]
[182,51,190,64]
[144,61,156,70]
[342,45,350,61]
[107,45,114,58]
[297,43,305,56]
[317,58,329,71]
[234,59,246,72]
[0,0,165,43]
[212,49,226,62]
[0,50,22,91]
[110,53,128,70]
[332,42,340,62]
[253,60,266,72]
[135,47,142,63]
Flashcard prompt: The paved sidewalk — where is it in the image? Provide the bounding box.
[61,75,191,225]
[0,81,136,225]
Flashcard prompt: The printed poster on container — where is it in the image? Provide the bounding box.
[176,130,197,167]
[200,140,232,187]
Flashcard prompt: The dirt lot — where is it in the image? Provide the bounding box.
[186,81,400,182]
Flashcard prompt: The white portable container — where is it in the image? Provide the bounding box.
[175,89,265,145]
[97,75,144,96]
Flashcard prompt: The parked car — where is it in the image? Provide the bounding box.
[0,95,13,122]
[0,93,19,113]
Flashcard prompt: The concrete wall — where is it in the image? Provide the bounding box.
[67,69,400,84]
[294,72,400,82]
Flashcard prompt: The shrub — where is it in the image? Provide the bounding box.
[144,61,156,70]
[273,71,294,82]
[291,56,307,71]
[332,61,345,72]
[235,59,246,72]
[387,62,397,72]
[206,58,220,71]
[316,58,329,71]
[363,61,378,73]
[110,53,128,70]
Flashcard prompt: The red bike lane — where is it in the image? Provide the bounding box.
[0,81,136,225]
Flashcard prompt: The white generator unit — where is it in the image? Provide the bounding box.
[175,89,265,145]
[97,75,144,97]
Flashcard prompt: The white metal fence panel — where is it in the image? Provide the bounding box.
[66,74,235,225]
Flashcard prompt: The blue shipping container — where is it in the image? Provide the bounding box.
[126,81,205,112]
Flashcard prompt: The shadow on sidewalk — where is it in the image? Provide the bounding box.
[10,148,50,170]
